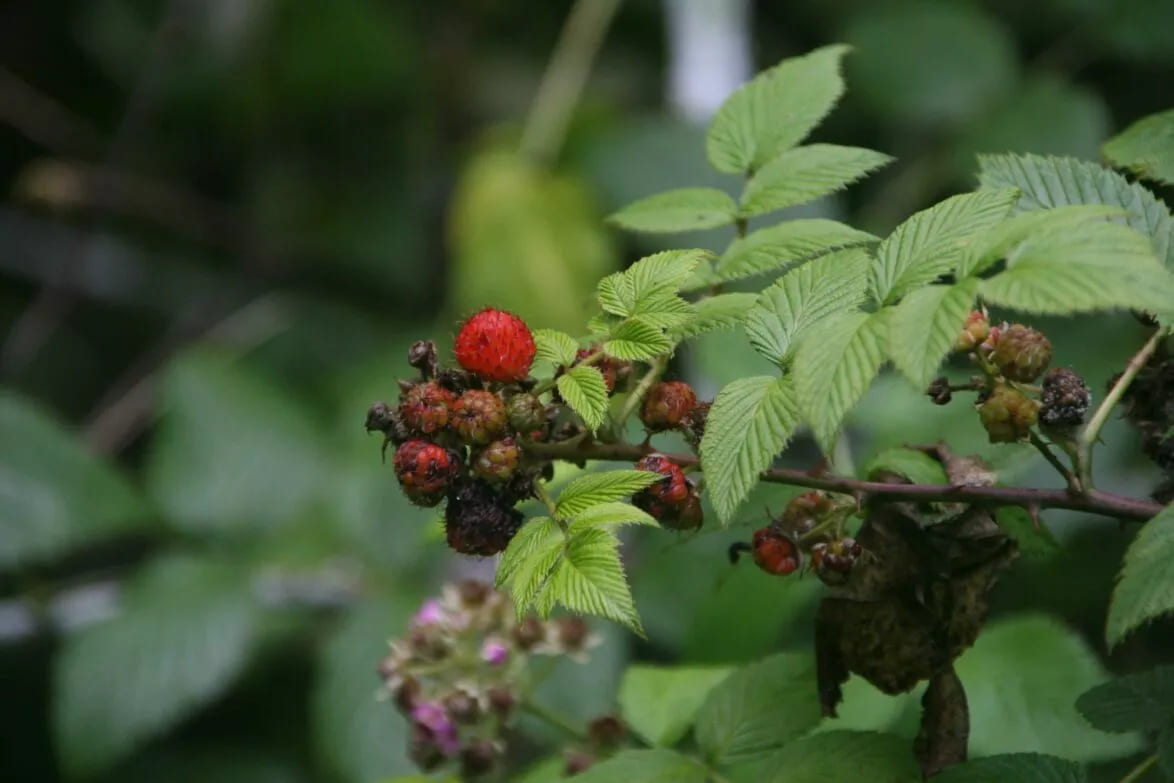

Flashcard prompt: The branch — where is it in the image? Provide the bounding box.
[522,440,1163,522]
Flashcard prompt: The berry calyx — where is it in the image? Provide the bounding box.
[1039,367,1091,438]
[632,454,690,516]
[452,390,508,445]
[506,392,546,434]
[990,323,1052,382]
[473,437,521,482]
[751,527,800,575]
[394,440,459,507]
[954,310,990,353]
[810,537,863,585]
[640,381,697,432]
[444,478,523,556]
[399,382,456,436]
[977,383,1040,443]
[454,308,536,382]
[778,490,833,538]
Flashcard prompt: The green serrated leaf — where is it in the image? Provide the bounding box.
[995,507,1061,560]
[566,749,707,783]
[1103,108,1174,185]
[744,247,871,365]
[618,665,733,746]
[863,447,948,484]
[711,219,877,287]
[497,517,563,616]
[887,279,978,388]
[604,317,673,361]
[958,205,1128,278]
[755,730,921,783]
[933,753,1087,783]
[739,144,893,218]
[978,153,1174,271]
[608,187,738,233]
[707,44,850,175]
[557,366,610,430]
[53,556,258,777]
[672,293,757,339]
[794,310,888,454]
[700,376,801,525]
[871,189,1019,304]
[1076,665,1174,733]
[629,290,696,330]
[694,652,824,766]
[599,250,710,318]
[1107,503,1174,647]
[569,501,658,534]
[556,470,664,516]
[532,328,579,366]
[544,527,642,634]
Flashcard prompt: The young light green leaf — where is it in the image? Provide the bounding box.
[978,153,1174,271]
[980,221,1174,316]
[744,247,870,365]
[793,310,889,454]
[739,144,893,219]
[532,328,579,366]
[1075,664,1174,733]
[706,44,850,175]
[604,317,673,361]
[556,470,665,516]
[694,652,823,766]
[1102,108,1174,185]
[566,749,707,783]
[757,731,921,783]
[556,366,610,431]
[887,278,978,388]
[672,293,756,339]
[618,665,733,746]
[497,517,563,616]
[871,188,1019,304]
[569,501,658,533]
[863,447,948,484]
[700,376,800,525]
[598,249,710,317]
[543,527,642,634]
[958,205,1128,278]
[711,219,877,286]
[933,754,1087,783]
[607,187,738,233]
[1106,503,1174,647]
[995,507,1061,560]
[53,556,258,777]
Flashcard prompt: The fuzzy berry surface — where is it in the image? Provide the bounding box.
[399,382,456,435]
[954,310,990,353]
[632,453,690,511]
[978,384,1040,443]
[640,381,697,432]
[394,440,459,507]
[452,390,508,445]
[752,528,800,575]
[778,490,831,537]
[454,308,536,382]
[991,324,1052,383]
[506,393,546,434]
[444,478,524,556]
[1039,367,1091,435]
[473,437,521,483]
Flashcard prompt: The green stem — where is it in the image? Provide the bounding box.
[532,350,605,396]
[1118,753,1159,783]
[518,0,624,165]
[1029,432,1081,493]
[616,355,668,429]
[521,699,589,741]
[1078,329,1164,491]
[533,481,561,520]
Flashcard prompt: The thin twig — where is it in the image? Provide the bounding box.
[615,355,667,428]
[1117,753,1159,783]
[1029,432,1081,493]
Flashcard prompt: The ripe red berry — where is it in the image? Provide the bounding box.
[451,390,508,445]
[751,527,800,576]
[454,308,536,382]
[393,440,458,507]
[398,382,455,436]
[473,437,521,482]
[640,381,697,432]
[632,454,690,517]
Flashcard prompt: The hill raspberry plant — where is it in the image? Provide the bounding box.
[366,45,1174,782]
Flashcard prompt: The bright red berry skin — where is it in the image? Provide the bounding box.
[393,440,458,507]
[640,381,697,432]
[632,454,690,513]
[752,528,799,576]
[454,308,536,382]
[398,382,455,436]
[452,390,508,445]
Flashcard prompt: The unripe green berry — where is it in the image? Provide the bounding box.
[977,384,1040,443]
[954,311,990,353]
[506,392,546,434]
[991,324,1052,383]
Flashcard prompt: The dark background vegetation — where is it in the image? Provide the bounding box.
[2,0,1174,781]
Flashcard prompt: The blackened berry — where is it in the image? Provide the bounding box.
[444,478,523,556]
[1039,367,1091,438]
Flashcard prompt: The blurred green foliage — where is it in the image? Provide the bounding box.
[3,0,1174,781]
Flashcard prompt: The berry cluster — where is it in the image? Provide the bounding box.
[729,491,864,585]
[632,454,703,531]
[378,582,600,777]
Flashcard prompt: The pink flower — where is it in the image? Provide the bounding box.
[412,598,445,628]
[411,700,461,756]
[481,637,509,666]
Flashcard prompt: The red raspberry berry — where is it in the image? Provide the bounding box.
[640,381,697,432]
[454,308,536,382]
[451,390,508,445]
[393,440,458,507]
[751,527,800,576]
[473,437,521,482]
[632,454,690,517]
[398,382,455,436]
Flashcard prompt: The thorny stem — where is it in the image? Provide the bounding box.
[1078,329,1165,491]
[1117,753,1159,783]
[1029,432,1081,493]
[521,699,588,741]
[616,355,668,429]
[522,439,1163,522]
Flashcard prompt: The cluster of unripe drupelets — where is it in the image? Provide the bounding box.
[930,310,1092,444]
[733,490,865,586]
[364,308,713,559]
[378,580,626,778]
